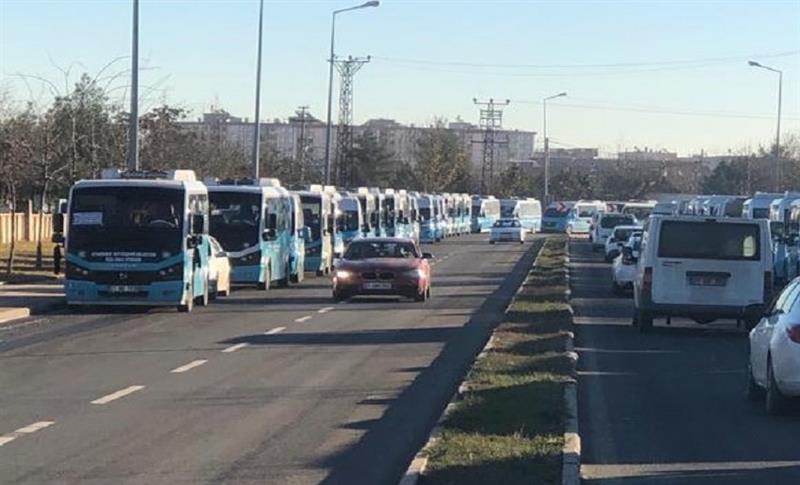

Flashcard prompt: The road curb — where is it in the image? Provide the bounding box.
[0,300,64,328]
[398,241,547,485]
[562,240,581,485]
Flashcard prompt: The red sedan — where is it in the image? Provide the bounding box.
[332,238,433,302]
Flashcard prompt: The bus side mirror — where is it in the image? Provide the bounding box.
[301,226,311,241]
[361,223,370,235]
[263,228,276,241]
[190,214,204,235]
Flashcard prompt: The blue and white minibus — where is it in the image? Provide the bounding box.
[356,188,377,238]
[418,194,439,243]
[336,192,363,253]
[296,188,334,276]
[406,191,422,244]
[743,192,782,219]
[56,169,211,312]
[208,178,293,290]
[369,188,387,237]
[471,196,500,233]
[287,192,308,283]
[433,195,447,240]
[380,189,398,237]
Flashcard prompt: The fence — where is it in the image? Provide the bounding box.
[0,202,53,244]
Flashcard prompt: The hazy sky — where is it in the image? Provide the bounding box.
[2,0,799,156]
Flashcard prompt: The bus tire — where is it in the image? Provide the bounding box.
[197,280,209,307]
[278,263,290,288]
[178,282,194,313]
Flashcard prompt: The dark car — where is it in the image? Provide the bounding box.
[332,238,432,302]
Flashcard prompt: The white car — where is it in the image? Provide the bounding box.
[633,215,772,333]
[490,218,525,244]
[748,277,800,414]
[611,234,642,294]
[208,236,231,298]
[604,225,642,262]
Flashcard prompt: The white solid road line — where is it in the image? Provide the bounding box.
[295,316,312,323]
[318,306,334,314]
[0,421,56,448]
[170,359,208,374]
[91,385,145,405]
[265,326,286,335]
[222,343,248,353]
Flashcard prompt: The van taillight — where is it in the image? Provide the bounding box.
[786,325,800,344]
[764,271,773,302]
[643,267,653,299]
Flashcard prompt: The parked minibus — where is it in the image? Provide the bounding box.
[743,192,782,219]
[296,188,334,276]
[517,198,543,233]
[336,192,364,253]
[287,192,307,283]
[356,188,377,238]
[769,193,800,285]
[470,196,500,233]
[418,194,438,243]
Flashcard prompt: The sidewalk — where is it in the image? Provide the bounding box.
[0,281,64,325]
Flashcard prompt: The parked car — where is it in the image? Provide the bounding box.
[747,277,800,414]
[604,225,642,262]
[612,234,642,294]
[331,238,432,302]
[207,236,231,298]
[633,215,772,333]
[591,213,637,252]
[490,218,525,244]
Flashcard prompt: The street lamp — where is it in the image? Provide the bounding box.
[543,92,567,202]
[324,1,380,185]
[749,60,783,159]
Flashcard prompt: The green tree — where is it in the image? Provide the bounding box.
[549,168,594,200]
[414,121,472,192]
[494,164,541,198]
[701,159,749,195]
[346,131,395,187]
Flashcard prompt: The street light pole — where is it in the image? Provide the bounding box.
[323,1,379,185]
[127,0,139,171]
[252,0,265,179]
[749,60,783,189]
[542,92,566,203]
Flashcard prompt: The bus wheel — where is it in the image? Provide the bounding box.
[178,282,194,313]
[278,263,290,288]
[197,280,209,307]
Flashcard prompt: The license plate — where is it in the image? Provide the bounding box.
[108,285,140,293]
[364,282,391,290]
[687,274,728,287]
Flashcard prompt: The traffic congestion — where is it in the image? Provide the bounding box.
[51,169,542,310]
[545,193,800,416]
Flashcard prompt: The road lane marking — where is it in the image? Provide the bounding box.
[265,326,286,335]
[0,421,56,448]
[91,385,145,405]
[295,316,312,323]
[15,421,55,434]
[222,343,248,353]
[171,360,208,373]
[318,306,334,314]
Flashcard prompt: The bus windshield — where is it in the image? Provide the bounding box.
[419,208,431,221]
[209,192,261,251]
[341,210,360,232]
[69,186,184,259]
[301,196,323,240]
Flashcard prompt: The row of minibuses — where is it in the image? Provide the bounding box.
[52,170,482,312]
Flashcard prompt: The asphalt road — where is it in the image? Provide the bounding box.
[571,238,800,485]
[0,233,541,485]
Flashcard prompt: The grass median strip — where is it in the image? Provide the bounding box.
[422,235,572,485]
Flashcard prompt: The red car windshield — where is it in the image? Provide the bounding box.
[344,241,419,260]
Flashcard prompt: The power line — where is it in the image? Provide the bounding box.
[372,50,799,70]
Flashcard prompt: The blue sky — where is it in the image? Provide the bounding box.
[1,0,799,156]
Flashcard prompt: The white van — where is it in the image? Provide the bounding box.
[591,212,637,252]
[633,215,772,332]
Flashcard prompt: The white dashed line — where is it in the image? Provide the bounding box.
[0,421,55,448]
[265,326,286,335]
[222,343,248,353]
[295,316,312,323]
[14,421,55,434]
[318,306,334,314]
[91,385,145,405]
[170,360,208,373]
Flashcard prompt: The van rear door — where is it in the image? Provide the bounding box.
[652,219,764,307]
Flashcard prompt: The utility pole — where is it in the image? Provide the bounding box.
[296,105,310,182]
[127,0,139,171]
[472,98,510,195]
[334,56,370,187]
[252,0,265,179]
[542,92,567,203]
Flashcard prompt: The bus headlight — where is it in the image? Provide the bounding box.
[157,263,184,281]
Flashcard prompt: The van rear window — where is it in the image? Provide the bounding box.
[657,221,760,260]
[601,215,635,228]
